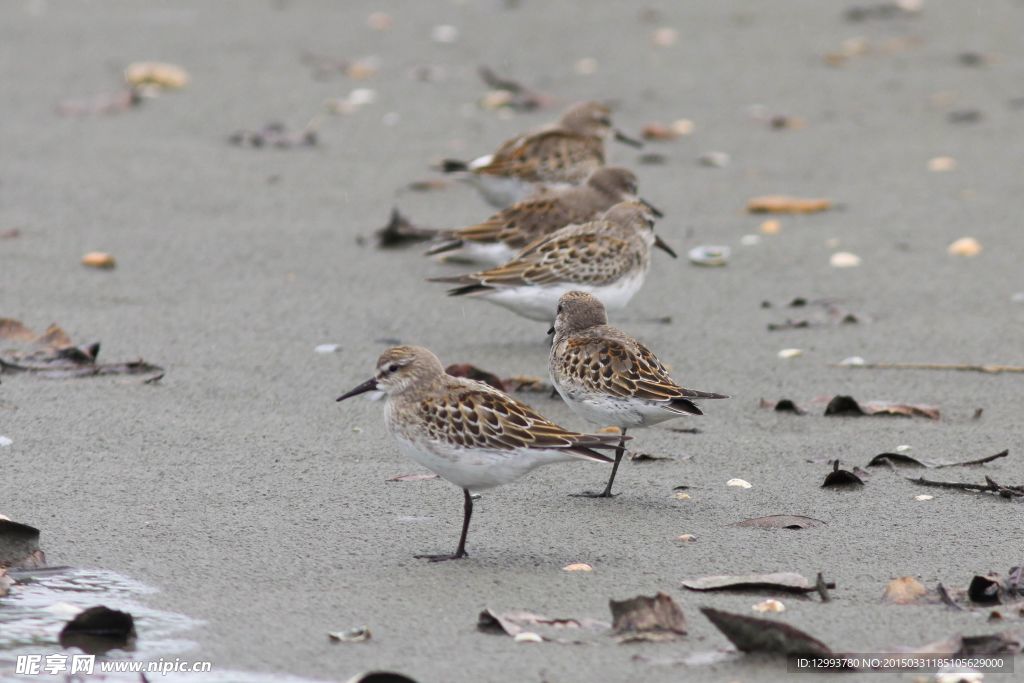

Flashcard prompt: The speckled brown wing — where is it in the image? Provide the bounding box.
[450,196,586,251]
[477,130,605,183]
[448,224,636,288]
[416,382,622,459]
[557,335,726,411]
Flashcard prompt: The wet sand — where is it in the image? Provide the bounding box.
[2,1,1024,681]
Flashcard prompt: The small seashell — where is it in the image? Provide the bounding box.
[688,245,730,267]
[347,88,377,106]
[675,534,696,543]
[351,427,363,434]
[759,219,781,235]
[915,495,934,501]
[0,436,12,447]
[947,237,982,257]
[740,234,761,246]
[752,599,786,613]
[698,151,730,167]
[670,119,695,136]
[328,627,371,643]
[830,251,861,268]
[82,251,116,269]
[927,156,956,172]
[839,356,865,366]
[777,348,803,359]
[431,24,459,44]
[896,444,912,452]
[563,563,593,572]
[652,27,678,46]
[598,426,622,434]
[124,62,189,89]
[315,344,340,353]
[727,478,752,489]
[673,492,691,500]
[574,57,598,75]
[366,12,392,31]
[514,632,544,643]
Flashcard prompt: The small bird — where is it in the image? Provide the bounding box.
[336,345,624,561]
[548,291,728,497]
[429,200,677,322]
[426,166,662,265]
[440,101,642,208]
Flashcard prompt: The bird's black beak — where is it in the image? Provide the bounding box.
[654,235,678,258]
[639,198,663,218]
[547,325,555,335]
[337,377,378,402]
[614,129,643,148]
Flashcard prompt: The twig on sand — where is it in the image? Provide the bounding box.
[833,362,1024,374]
[908,476,1024,499]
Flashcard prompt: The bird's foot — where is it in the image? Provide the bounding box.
[569,490,618,499]
[414,552,468,562]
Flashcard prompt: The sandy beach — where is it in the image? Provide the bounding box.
[2,1,1023,681]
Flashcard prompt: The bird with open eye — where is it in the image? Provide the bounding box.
[548,291,728,497]
[428,200,676,322]
[336,345,626,561]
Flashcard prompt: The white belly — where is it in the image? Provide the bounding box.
[439,240,518,266]
[477,271,648,322]
[552,383,679,429]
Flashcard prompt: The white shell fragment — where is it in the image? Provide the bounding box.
[0,436,12,447]
[328,627,371,643]
[839,356,865,366]
[752,599,786,613]
[830,251,861,268]
[896,445,913,452]
[314,344,340,353]
[688,245,730,267]
[777,348,803,359]
[727,478,752,489]
[431,25,459,44]
[947,237,982,257]
[915,495,934,501]
[673,492,691,500]
[514,632,544,643]
[676,534,696,543]
[562,563,593,572]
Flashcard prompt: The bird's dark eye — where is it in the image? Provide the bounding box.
[556,304,563,314]
[388,363,399,372]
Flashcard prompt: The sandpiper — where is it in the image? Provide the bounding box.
[549,291,728,497]
[429,200,676,322]
[440,101,642,207]
[426,167,661,265]
[336,345,624,560]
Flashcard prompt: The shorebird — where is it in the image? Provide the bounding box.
[440,101,642,207]
[548,291,728,497]
[426,166,661,265]
[336,345,624,560]
[429,200,676,322]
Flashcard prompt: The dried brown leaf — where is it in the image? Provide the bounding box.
[700,607,834,657]
[682,572,825,594]
[610,592,687,642]
[731,515,826,530]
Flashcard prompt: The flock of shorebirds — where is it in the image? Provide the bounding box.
[338,101,728,561]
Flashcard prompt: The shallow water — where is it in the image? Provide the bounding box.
[1,567,325,682]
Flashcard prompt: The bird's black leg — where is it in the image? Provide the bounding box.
[571,429,627,498]
[416,488,472,562]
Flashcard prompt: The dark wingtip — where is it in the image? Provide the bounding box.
[425,239,463,256]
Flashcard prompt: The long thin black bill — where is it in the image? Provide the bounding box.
[613,129,643,148]
[337,377,379,402]
[654,235,678,258]
[639,198,664,218]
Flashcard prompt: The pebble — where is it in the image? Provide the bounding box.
[82,251,116,269]
[947,237,982,257]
